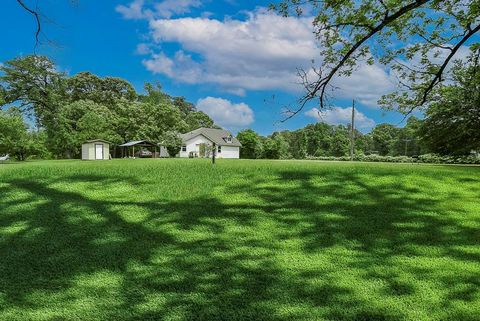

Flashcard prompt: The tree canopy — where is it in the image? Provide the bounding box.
[0,108,47,160]
[161,131,183,157]
[271,0,480,117]
[419,56,480,154]
[0,55,216,159]
[237,129,264,159]
[0,55,63,126]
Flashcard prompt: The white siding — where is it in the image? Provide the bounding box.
[82,144,89,160]
[178,134,240,159]
[103,144,110,160]
[159,146,169,157]
[179,135,212,158]
[219,145,240,159]
[82,142,110,160]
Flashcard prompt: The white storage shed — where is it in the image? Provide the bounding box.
[82,139,111,160]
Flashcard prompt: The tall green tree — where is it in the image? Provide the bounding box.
[0,55,63,126]
[390,117,424,156]
[289,130,308,159]
[371,124,398,156]
[355,133,374,155]
[304,123,333,156]
[262,138,278,159]
[419,57,480,155]
[64,72,137,106]
[237,129,263,159]
[52,100,117,158]
[161,131,183,157]
[263,133,291,159]
[140,83,170,105]
[0,108,42,160]
[329,126,351,157]
[111,100,145,144]
[184,111,215,131]
[141,83,214,132]
[137,102,187,142]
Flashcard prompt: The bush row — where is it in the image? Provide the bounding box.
[305,153,480,164]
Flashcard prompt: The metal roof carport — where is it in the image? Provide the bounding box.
[118,141,158,158]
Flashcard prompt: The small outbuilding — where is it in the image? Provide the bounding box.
[82,139,111,160]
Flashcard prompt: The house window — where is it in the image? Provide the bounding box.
[182,145,187,152]
[226,135,233,143]
[217,146,222,153]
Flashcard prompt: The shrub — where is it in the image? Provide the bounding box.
[305,154,480,164]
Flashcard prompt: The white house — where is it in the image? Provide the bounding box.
[178,128,241,159]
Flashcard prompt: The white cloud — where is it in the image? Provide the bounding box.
[196,97,254,128]
[305,107,375,129]
[116,0,146,19]
[332,63,396,107]
[135,43,153,55]
[142,52,175,76]
[118,4,397,108]
[154,0,202,18]
[116,0,202,20]
[143,13,318,93]
[140,11,395,108]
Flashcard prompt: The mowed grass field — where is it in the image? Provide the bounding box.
[0,159,479,321]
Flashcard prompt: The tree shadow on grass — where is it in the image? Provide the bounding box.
[0,176,287,320]
[0,166,479,320]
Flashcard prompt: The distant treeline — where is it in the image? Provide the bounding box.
[237,114,477,160]
[238,55,480,160]
[236,119,421,160]
[237,57,480,160]
[1,54,479,161]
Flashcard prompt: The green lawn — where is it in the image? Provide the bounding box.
[0,159,479,321]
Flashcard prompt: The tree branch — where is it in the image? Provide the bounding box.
[313,0,431,110]
[281,0,435,123]
[16,0,42,51]
[417,33,453,51]
[420,23,480,104]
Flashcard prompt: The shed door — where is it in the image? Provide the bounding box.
[95,144,104,160]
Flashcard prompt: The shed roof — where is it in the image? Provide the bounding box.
[180,128,242,147]
[119,140,157,147]
[84,139,111,144]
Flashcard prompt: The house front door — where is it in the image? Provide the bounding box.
[95,144,104,160]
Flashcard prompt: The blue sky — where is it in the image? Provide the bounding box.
[1,0,412,135]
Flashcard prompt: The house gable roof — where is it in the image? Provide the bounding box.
[180,128,242,147]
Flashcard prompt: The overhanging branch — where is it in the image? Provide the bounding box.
[314,0,431,110]
[420,24,480,104]
[281,0,434,123]
[16,0,42,51]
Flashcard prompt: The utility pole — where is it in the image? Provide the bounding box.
[212,142,216,164]
[350,99,355,161]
